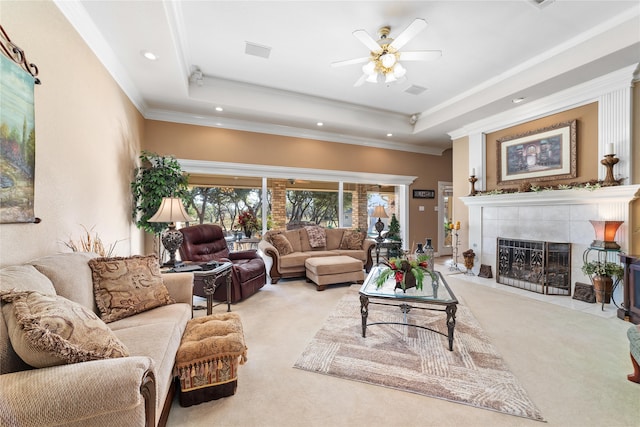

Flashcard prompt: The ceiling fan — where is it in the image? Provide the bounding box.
[332,18,441,87]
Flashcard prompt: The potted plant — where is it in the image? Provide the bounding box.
[131,151,191,235]
[581,261,624,303]
[375,254,436,293]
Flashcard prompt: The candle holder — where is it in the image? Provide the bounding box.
[601,154,619,187]
[468,175,478,196]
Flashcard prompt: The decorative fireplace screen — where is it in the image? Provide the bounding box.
[497,238,571,295]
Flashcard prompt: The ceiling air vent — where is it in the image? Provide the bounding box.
[245,42,271,59]
[405,85,427,96]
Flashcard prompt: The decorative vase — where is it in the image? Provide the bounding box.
[424,238,434,271]
[592,275,613,304]
[415,243,424,255]
[243,228,252,239]
[395,270,417,293]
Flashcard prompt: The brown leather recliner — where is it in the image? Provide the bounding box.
[179,224,266,303]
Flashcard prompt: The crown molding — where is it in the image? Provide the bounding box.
[449,64,638,140]
[178,159,418,186]
[146,109,445,156]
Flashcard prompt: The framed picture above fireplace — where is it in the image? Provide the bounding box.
[496,120,577,185]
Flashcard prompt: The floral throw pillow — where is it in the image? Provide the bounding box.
[340,230,366,250]
[89,254,174,323]
[0,290,129,368]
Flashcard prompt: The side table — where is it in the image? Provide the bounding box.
[375,239,403,264]
[169,262,233,315]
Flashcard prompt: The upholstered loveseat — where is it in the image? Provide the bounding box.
[258,227,375,283]
[0,252,193,427]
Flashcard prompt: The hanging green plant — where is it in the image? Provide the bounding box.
[131,151,190,234]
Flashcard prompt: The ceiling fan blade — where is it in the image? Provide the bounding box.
[353,29,382,52]
[399,50,442,61]
[354,74,367,87]
[389,18,427,50]
[331,57,370,68]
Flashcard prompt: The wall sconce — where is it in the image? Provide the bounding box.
[589,220,623,250]
[149,197,193,266]
[371,205,389,242]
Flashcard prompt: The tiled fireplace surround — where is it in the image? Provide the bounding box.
[461,185,640,294]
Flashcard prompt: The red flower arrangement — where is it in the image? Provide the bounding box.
[375,255,434,292]
[238,210,258,232]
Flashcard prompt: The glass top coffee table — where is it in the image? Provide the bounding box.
[359,265,459,351]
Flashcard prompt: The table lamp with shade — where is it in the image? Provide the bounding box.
[589,220,623,250]
[148,197,193,266]
[371,205,389,242]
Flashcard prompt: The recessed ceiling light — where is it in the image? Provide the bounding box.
[215,106,224,112]
[387,133,393,137]
[512,97,526,104]
[140,50,158,61]
[317,122,323,127]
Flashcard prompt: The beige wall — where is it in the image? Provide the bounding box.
[485,103,599,190]
[0,1,144,267]
[144,120,452,251]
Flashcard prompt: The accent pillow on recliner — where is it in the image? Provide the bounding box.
[271,233,294,256]
[0,290,129,368]
[89,254,174,323]
[339,230,366,250]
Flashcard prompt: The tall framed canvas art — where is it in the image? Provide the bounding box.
[1,25,39,223]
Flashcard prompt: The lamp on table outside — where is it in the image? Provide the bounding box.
[149,197,193,266]
[371,205,389,242]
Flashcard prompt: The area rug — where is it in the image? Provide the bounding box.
[294,289,545,422]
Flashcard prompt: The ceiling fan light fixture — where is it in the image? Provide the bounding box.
[362,61,376,75]
[393,63,406,78]
[366,74,379,83]
[380,52,396,68]
[385,73,397,84]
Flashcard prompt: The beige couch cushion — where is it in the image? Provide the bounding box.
[283,229,303,252]
[1,290,129,368]
[89,255,175,323]
[31,252,99,313]
[325,229,345,250]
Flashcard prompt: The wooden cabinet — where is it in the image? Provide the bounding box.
[619,254,640,324]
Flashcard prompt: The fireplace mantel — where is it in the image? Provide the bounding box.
[459,185,639,293]
[460,185,640,208]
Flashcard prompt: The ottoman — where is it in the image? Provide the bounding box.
[174,312,248,407]
[305,255,364,291]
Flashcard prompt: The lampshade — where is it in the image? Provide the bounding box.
[148,197,193,267]
[393,63,406,78]
[385,73,397,83]
[371,205,388,219]
[589,220,623,250]
[149,197,193,224]
[362,61,376,75]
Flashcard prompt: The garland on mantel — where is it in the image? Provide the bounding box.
[477,178,625,196]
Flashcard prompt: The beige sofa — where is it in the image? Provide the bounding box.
[258,227,375,283]
[0,252,193,427]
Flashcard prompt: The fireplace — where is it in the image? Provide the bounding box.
[497,238,571,295]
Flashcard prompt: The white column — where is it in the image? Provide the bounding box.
[262,177,268,235]
[468,132,486,191]
[598,86,632,183]
[338,181,344,228]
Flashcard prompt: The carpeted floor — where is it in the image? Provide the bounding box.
[168,261,639,427]
[294,289,544,421]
